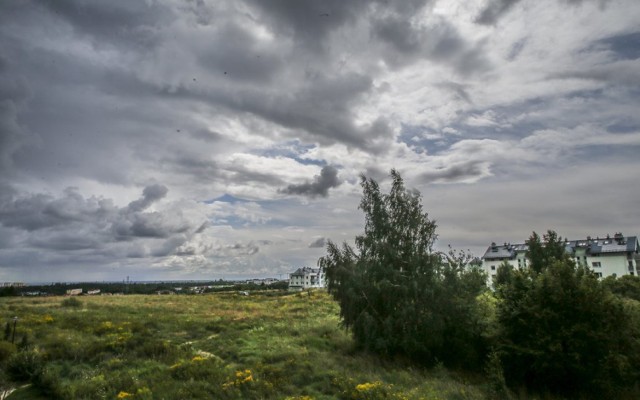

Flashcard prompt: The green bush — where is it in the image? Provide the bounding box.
[0,341,17,364]
[496,231,640,398]
[6,349,45,382]
[61,297,83,308]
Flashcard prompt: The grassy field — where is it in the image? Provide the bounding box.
[0,290,490,399]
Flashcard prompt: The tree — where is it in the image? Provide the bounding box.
[525,230,567,274]
[602,274,640,301]
[496,231,640,398]
[319,170,488,368]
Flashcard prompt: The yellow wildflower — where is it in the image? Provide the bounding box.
[355,381,382,392]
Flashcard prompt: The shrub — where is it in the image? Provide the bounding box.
[0,341,17,364]
[496,231,640,398]
[61,297,83,308]
[6,349,45,382]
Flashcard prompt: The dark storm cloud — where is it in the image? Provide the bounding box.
[0,187,114,232]
[115,212,189,240]
[0,63,31,173]
[475,0,612,25]
[436,81,473,104]
[128,184,168,212]
[245,0,364,52]
[196,22,284,83]
[475,0,522,25]
[549,62,640,86]
[373,15,491,75]
[308,237,327,248]
[228,73,394,151]
[248,0,430,53]
[0,184,199,251]
[419,161,489,184]
[40,0,173,50]
[280,166,341,198]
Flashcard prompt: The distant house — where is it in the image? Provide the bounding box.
[0,282,24,287]
[86,289,101,295]
[245,278,280,286]
[66,288,82,296]
[289,267,325,290]
[482,232,640,286]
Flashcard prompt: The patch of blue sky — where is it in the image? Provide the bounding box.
[606,120,640,134]
[594,31,640,60]
[251,140,326,166]
[205,195,303,228]
[397,123,455,155]
[205,193,249,204]
[208,213,290,229]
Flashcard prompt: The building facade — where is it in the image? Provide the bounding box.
[482,233,640,285]
[289,267,325,290]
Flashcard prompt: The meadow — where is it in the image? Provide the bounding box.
[0,290,488,399]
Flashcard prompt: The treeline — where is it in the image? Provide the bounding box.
[7,280,288,296]
[320,170,640,399]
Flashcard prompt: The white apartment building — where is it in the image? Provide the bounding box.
[289,267,325,290]
[482,233,640,285]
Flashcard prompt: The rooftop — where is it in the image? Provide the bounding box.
[482,233,639,260]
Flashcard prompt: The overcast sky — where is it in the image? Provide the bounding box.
[1,0,639,282]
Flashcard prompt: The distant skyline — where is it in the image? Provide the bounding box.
[1,0,640,282]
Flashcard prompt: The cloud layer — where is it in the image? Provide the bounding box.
[0,0,639,281]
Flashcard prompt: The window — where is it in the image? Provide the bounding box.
[491,265,496,270]
[595,272,603,278]
[592,262,601,268]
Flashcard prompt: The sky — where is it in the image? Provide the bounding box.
[1,0,640,282]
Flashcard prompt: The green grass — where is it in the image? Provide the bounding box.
[0,291,489,399]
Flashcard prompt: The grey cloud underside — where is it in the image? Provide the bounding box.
[308,237,327,248]
[419,161,490,184]
[373,14,491,75]
[475,0,522,25]
[40,0,174,51]
[0,0,638,280]
[0,185,200,252]
[280,166,341,198]
[475,0,610,25]
[0,0,495,178]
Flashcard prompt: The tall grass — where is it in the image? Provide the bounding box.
[0,291,487,399]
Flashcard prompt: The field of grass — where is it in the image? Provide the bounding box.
[0,290,489,399]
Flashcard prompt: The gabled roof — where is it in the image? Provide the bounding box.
[483,243,528,260]
[290,267,321,276]
[482,234,639,261]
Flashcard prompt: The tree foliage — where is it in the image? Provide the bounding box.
[602,274,640,301]
[319,170,488,368]
[495,231,640,397]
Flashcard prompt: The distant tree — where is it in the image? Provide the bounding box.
[496,231,640,398]
[602,274,640,301]
[493,261,514,289]
[525,230,568,274]
[319,170,488,368]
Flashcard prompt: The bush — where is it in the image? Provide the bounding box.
[6,349,45,382]
[496,231,640,398]
[61,297,83,308]
[0,341,17,364]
